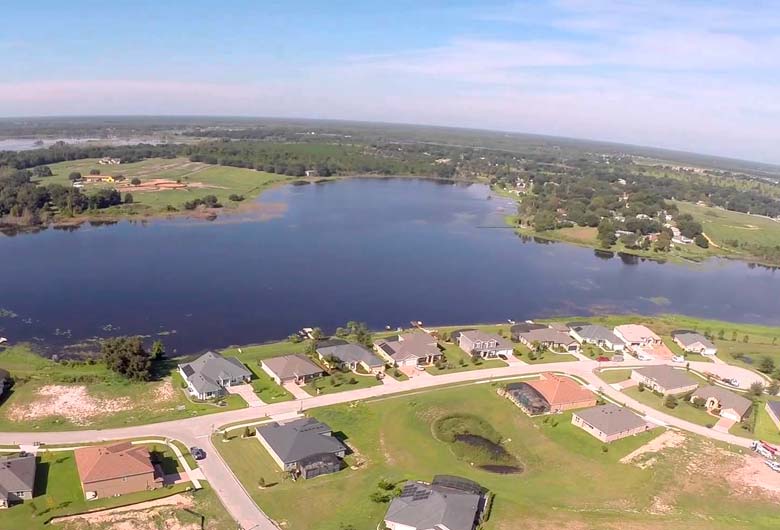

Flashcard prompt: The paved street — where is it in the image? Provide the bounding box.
[0,358,761,529]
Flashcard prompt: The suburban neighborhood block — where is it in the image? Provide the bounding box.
[572,404,651,442]
[74,442,162,499]
[0,454,35,508]
[614,324,673,359]
[568,323,626,352]
[256,418,347,479]
[178,351,252,400]
[374,330,443,367]
[316,341,386,374]
[384,475,487,530]
[630,365,699,395]
[515,326,580,352]
[456,330,513,359]
[261,354,325,385]
[672,331,718,356]
[500,373,597,415]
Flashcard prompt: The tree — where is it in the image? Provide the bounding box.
[767,380,780,396]
[228,194,244,201]
[101,336,153,381]
[759,356,775,374]
[32,166,52,178]
[89,168,101,175]
[287,334,302,343]
[731,330,738,341]
[533,210,557,232]
[664,394,678,409]
[597,219,617,247]
[654,232,671,252]
[150,339,165,360]
[124,193,133,204]
[749,381,765,397]
[310,327,324,341]
[694,234,709,248]
[743,334,749,343]
[68,171,82,182]
[130,177,141,186]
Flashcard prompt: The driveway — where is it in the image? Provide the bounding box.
[283,381,312,400]
[227,384,265,407]
[713,416,737,433]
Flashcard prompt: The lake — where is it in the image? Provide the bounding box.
[1,178,779,355]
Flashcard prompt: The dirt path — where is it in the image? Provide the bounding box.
[52,493,198,529]
[620,430,686,467]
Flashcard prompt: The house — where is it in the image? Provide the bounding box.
[256,418,347,479]
[691,385,752,422]
[316,342,385,374]
[568,324,626,352]
[509,322,548,340]
[0,454,35,508]
[765,401,780,430]
[374,330,443,367]
[98,157,121,165]
[260,354,325,385]
[572,404,650,443]
[384,475,485,530]
[630,366,699,395]
[178,351,252,400]
[74,442,161,499]
[457,330,513,359]
[515,327,580,352]
[614,324,662,350]
[501,373,596,415]
[672,331,718,356]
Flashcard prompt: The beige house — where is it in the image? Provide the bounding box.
[630,366,699,395]
[691,385,752,422]
[572,404,651,443]
[74,442,162,499]
[374,330,443,367]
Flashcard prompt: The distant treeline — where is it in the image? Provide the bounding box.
[0,142,180,170]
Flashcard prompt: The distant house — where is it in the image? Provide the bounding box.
[630,366,699,395]
[501,373,596,415]
[374,330,443,367]
[261,354,325,385]
[98,157,121,165]
[672,331,717,356]
[316,343,385,374]
[384,475,485,530]
[509,322,548,341]
[515,327,580,352]
[691,385,752,422]
[765,401,780,430]
[178,351,252,400]
[256,418,347,480]
[0,454,35,508]
[613,324,662,350]
[457,330,513,359]
[304,169,318,177]
[74,442,161,499]
[572,404,650,443]
[569,324,626,352]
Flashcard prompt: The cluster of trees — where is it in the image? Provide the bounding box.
[0,143,179,170]
[101,337,164,381]
[183,194,221,210]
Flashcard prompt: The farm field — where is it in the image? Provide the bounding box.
[675,201,780,249]
[215,384,780,530]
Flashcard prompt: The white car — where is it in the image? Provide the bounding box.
[636,353,653,361]
[671,355,685,363]
[723,378,740,388]
[765,460,780,472]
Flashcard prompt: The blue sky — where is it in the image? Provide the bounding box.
[2,0,779,163]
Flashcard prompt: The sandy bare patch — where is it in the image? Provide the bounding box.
[152,379,176,402]
[620,430,685,468]
[53,493,202,530]
[115,178,219,193]
[727,454,780,499]
[7,385,133,426]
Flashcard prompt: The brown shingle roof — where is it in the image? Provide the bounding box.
[74,442,155,484]
[526,373,595,406]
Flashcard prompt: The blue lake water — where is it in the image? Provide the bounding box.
[1,178,778,355]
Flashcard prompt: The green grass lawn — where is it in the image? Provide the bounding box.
[597,369,633,384]
[623,386,716,426]
[0,451,191,529]
[303,372,381,395]
[425,342,508,375]
[737,398,780,445]
[214,383,780,530]
[675,201,780,252]
[0,345,245,431]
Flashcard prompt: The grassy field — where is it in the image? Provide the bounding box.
[623,386,716,426]
[215,383,780,530]
[37,157,292,218]
[597,369,633,384]
[752,398,780,444]
[675,201,780,251]
[0,345,245,431]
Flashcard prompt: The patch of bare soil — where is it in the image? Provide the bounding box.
[7,385,133,426]
[620,430,686,469]
[727,454,780,500]
[115,178,219,193]
[53,493,202,530]
[152,379,176,402]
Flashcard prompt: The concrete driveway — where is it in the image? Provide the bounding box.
[283,381,312,400]
[713,416,737,433]
[227,384,265,407]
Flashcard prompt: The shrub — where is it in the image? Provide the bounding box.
[664,395,678,409]
[130,177,141,186]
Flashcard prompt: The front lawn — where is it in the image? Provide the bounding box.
[303,372,381,396]
[597,369,633,384]
[425,343,507,375]
[623,386,716,426]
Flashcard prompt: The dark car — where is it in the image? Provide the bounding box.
[190,446,206,460]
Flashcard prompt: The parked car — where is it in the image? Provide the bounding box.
[671,355,685,363]
[765,460,780,472]
[637,353,653,361]
[596,356,610,362]
[723,378,740,387]
[190,446,206,460]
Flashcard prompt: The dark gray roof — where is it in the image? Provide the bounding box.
[570,324,624,345]
[178,351,252,395]
[692,385,752,416]
[385,479,482,530]
[672,331,716,350]
[374,331,440,362]
[574,404,647,436]
[633,365,698,390]
[767,401,780,418]
[0,454,36,500]
[516,327,577,345]
[510,322,548,335]
[317,343,384,368]
[257,418,346,464]
[262,354,324,380]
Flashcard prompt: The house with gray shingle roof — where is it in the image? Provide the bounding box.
[569,324,626,352]
[572,404,651,443]
[0,454,36,508]
[515,327,580,353]
[178,351,252,400]
[374,330,443,367]
[630,365,699,395]
[691,385,752,422]
[672,331,717,356]
[256,418,347,479]
[261,354,325,385]
[316,343,385,374]
[766,401,780,430]
[384,476,485,530]
[457,330,514,359]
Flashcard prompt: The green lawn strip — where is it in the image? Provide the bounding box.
[623,386,716,427]
[168,439,199,470]
[303,372,381,396]
[0,451,190,529]
[425,342,507,375]
[242,362,294,403]
[522,352,579,364]
[385,368,409,381]
[214,383,779,530]
[597,369,633,384]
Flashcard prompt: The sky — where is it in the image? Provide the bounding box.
[1,0,779,163]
